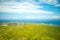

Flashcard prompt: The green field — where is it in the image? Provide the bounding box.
[0,23,60,40]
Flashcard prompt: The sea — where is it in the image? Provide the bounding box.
[0,19,60,26]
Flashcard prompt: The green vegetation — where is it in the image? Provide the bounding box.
[0,23,60,40]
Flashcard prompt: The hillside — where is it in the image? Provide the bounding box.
[0,23,60,40]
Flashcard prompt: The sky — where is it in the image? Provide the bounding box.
[0,0,60,20]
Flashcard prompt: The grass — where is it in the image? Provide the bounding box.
[0,22,60,40]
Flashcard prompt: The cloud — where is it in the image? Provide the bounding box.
[40,0,60,6]
[24,16,60,19]
[1,14,60,19]
[55,4,60,6]
[41,0,57,4]
[0,0,59,20]
[0,0,60,6]
[23,0,60,6]
[48,16,60,19]
[0,2,53,14]
[25,16,40,19]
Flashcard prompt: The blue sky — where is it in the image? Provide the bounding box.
[0,0,60,20]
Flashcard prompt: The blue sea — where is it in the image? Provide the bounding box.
[0,19,60,26]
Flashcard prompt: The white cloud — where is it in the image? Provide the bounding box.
[0,2,52,14]
[0,0,60,20]
[25,16,60,19]
[55,4,60,6]
[0,0,59,5]
[49,16,60,19]
[40,0,60,7]
[23,0,59,6]
[0,6,52,14]
[25,16,40,19]
[0,0,60,7]
[41,0,57,5]
[0,0,17,2]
